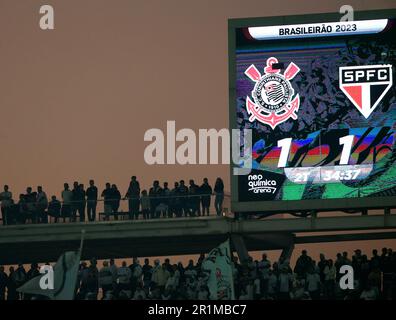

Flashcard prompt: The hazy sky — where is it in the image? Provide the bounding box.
[0,1,395,260]
[0,0,394,197]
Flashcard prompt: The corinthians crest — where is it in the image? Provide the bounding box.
[245,57,301,129]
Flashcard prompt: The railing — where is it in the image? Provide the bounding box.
[0,193,232,226]
[2,191,394,227]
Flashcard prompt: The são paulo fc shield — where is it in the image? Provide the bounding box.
[339,64,393,119]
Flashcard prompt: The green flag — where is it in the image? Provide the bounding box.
[17,250,81,300]
[202,239,235,300]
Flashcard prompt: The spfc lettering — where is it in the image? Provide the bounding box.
[339,64,393,119]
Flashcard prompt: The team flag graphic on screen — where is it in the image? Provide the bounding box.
[339,64,393,119]
[201,239,235,300]
[245,56,301,129]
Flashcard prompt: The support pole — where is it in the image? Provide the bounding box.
[279,239,295,263]
[230,234,249,264]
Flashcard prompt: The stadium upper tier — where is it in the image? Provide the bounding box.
[1,214,396,265]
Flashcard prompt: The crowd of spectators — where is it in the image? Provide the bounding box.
[0,177,225,226]
[0,247,395,300]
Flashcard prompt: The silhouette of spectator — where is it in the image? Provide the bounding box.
[26,263,40,281]
[109,258,118,285]
[277,265,293,300]
[14,264,26,300]
[117,261,132,292]
[16,194,27,224]
[267,268,278,298]
[99,261,113,297]
[111,184,121,220]
[71,182,83,222]
[164,258,173,274]
[152,263,170,294]
[101,183,113,221]
[188,180,200,217]
[352,249,363,281]
[6,201,18,225]
[24,263,40,300]
[61,183,73,221]
[87,258,99,299]
[170,182,181,218]
[294,250,312,278]
[0,266,7,300]
[335,253,344,281]
[306,265,321,300]
[142,258,153,289]
[149,180,162,219]
[360,255,370,289]
[24,187,37,223]
[6,266,18,300]
[342,251,352,265]
[323,259,336,299]
[214,178,224,216]
[48,195,61,223]
[86,180,98,222]
[140,190,150,219]
[36,186,48,224]
[161,182,171,218]
[79,184,86,222]
[258,253,271,296]
[129,257,142,296]
[178,180,189,217]
[368,261,382,294]
[318,253,327,283]
[77,261,89,299]
[382,248,393,299]
[155,183,169,219]
[125,176,140,220]
[0,185,13,225]
[200,178,212,216]
[370,249,381,270]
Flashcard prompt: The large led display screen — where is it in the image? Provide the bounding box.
[229,11,396,212]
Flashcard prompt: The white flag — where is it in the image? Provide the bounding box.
[202,239,235,300]
[17,250,81,300]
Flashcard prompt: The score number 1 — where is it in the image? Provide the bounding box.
[339,135,354,165]
[277,135,354,167]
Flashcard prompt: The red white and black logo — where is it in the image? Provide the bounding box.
[339,64,393,119]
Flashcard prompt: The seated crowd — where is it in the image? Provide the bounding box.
[0,176,225,226]
[0,247,395,300]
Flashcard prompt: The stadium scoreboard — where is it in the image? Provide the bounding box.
[229,10,396,213]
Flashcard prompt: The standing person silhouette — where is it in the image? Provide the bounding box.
[79,184,86,222]
[86,180,98,222]
[214,178,224,217]
[200,178,212,216]
[125,176,140,220]
[61,183,73,221]
[101,183,113,221]
[111,184,121,220]
[0,185,13,225]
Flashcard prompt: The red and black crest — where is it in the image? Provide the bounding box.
[339,64,393,119]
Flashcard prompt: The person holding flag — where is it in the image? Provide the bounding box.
[201,239,235,300]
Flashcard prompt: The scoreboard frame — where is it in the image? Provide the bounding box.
[228,9,396,214]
